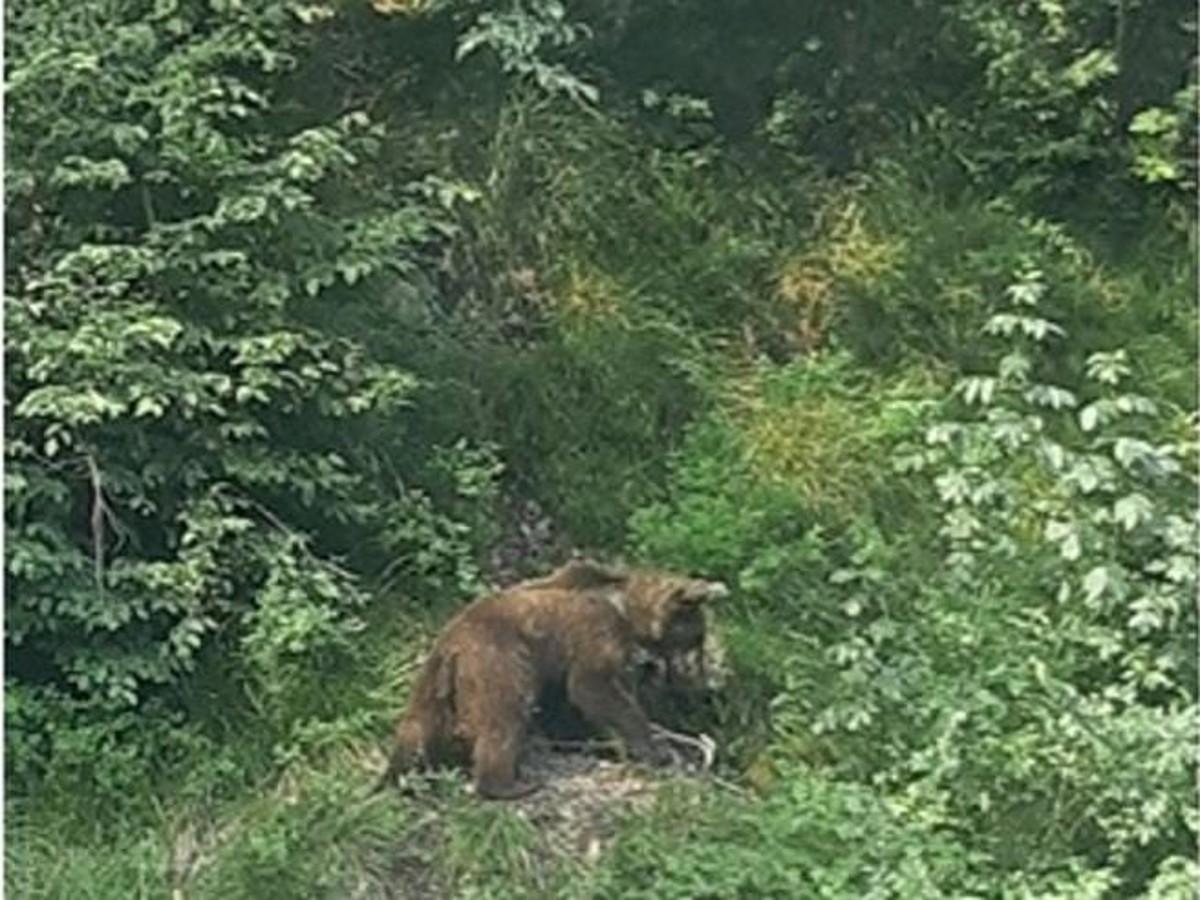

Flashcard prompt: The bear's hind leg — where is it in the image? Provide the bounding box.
[471,726,540,799]
[453,638,540,800]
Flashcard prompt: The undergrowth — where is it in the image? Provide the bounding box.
[6,1,1196,897]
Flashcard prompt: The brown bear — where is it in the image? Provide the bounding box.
[376,559,727,799]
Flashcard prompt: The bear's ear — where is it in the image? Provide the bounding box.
[706,580,729,600]
[674,579,729,606]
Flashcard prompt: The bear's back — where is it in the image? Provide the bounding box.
[451,585,630,678]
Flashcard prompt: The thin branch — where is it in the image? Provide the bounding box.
[20,448,90,473]
[216,485,358,582]
[100,499,132,557]
[650,723,717,772]
[533,736,624,755]
[85,453,107,594]
[707,773,752,797]
[140,183,157,228]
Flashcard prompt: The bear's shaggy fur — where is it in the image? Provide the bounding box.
[378,560,727,799]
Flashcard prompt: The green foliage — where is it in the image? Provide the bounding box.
[949,0,1124,197]
[632,352,933,582]
[590,774,981,899]
[783,170,1194,385]
[5,683,202,823]
[5,819,170,900]
[188,767,413,900]
[439,801,554,899]
[4,0,449,717]
[1129,82,1198,192]
[6,0,1195,896]
[369,438,505,603]
[457,0,598,105]
[879,269,1197,883]
[632,266,1197,894]
[468,325,702,546]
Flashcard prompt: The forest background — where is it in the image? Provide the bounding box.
[5,0,1198,896]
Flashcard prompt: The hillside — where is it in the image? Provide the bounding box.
[5,1,1197,897]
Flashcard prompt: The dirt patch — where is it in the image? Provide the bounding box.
[512,735,709,864]
[362,730,716,898]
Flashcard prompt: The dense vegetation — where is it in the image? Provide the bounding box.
[5,0,1196,896]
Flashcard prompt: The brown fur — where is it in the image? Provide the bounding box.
[377,560,727,799]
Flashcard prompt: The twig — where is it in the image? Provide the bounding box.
[533,736,623,755]
[707,773,751,796]
[140,183,157,228]
[85,453,107,593]
[214,485,358,582]
[649,724,717,772]
[534,727,717,772]
[100,499,132,557]
[18,447,90,473]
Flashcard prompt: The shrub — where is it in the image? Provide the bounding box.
[4,0,446,721]
[630,265,1197,893]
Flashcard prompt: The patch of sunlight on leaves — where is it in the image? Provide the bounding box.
[739,391,880,518]
[817,196,907,289]
[555,261,630,328]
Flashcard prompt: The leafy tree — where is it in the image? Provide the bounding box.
[5,0,442,713]
[4,0,1195,895]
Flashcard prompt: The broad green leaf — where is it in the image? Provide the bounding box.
[1082,566,1110,604]
[1112,493,1153,531]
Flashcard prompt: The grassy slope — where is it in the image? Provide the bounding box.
[6,137,1193,900]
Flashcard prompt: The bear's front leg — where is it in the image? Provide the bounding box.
[566,665,671,766]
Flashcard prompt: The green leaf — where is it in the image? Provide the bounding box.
[935,471,971,504]
[1113,438,1154,471]
[1039,439,1066,471]
[1024,384,1076,410]
[1045,520,1081,560]
[1129,107,1177,136]
[984,313,1020,336]
[960,376,997,406]
[1085,351,1131,386]
[1063,49,1117,89]
[1005,270,1045,307]
[49,157,132,190]
[997,351,1032,382]
[1082,566,1110,605]
[1017,317,1065,342]
[133,396,168,418]
[1112,493,1153,531]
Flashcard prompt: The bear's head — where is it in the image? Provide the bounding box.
[618,568,728,656]
[525,557,727,659]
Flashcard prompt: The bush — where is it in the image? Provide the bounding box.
[629,265,1197,893]
[590,772,980,899]
[6,1,1194,895]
